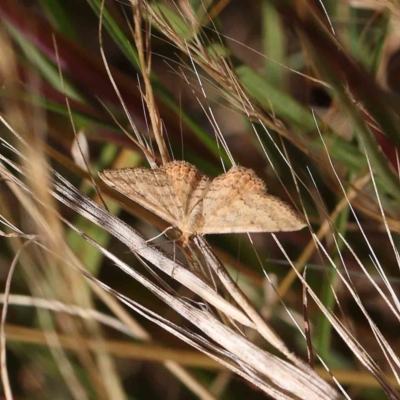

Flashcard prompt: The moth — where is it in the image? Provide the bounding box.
[99,161,306,245]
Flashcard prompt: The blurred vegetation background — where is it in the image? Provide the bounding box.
[0,0,400,399]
